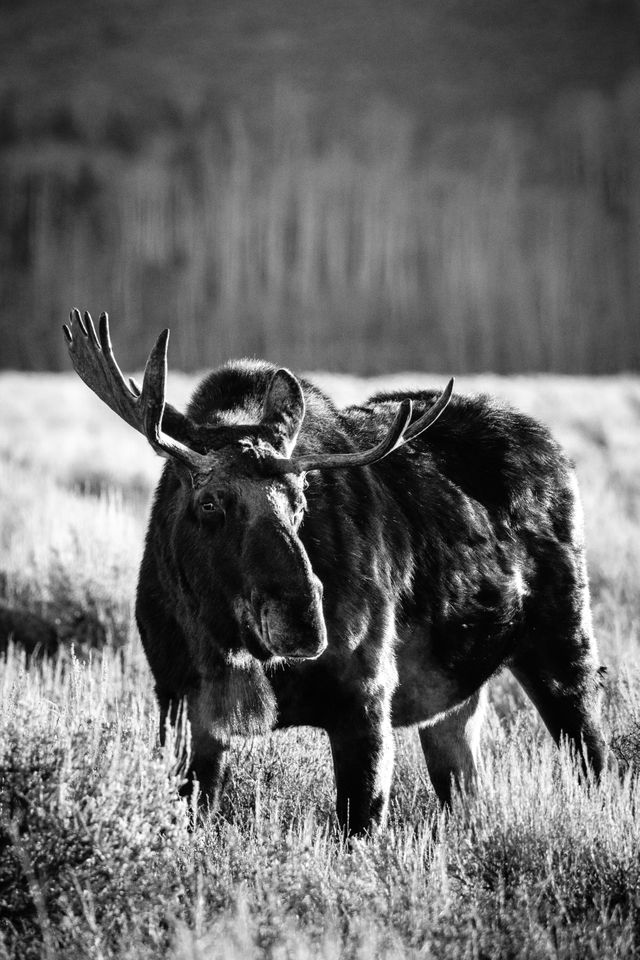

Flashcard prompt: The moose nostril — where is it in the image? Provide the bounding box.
[250,590,265,619]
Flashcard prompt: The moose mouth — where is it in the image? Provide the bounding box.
[236,596,327,662]
[238,602,272,662]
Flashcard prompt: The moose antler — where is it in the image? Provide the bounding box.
[275,379,454,474]
[63,310,211,472]
[64,312,453,476]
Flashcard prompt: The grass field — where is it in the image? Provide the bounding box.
[0,370,639,959]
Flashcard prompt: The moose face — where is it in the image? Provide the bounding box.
[184,445,327,662]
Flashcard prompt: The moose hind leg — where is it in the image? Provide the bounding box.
[511,630,605,779]
[419,687,486,806]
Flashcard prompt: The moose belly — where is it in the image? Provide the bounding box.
[392,653,466,727]
[392,620,515,727]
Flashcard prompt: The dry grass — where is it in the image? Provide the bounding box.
[0,371,639,959]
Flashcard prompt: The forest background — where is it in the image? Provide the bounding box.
[1,0,639,374]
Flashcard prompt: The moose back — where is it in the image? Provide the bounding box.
[65,310,606,834]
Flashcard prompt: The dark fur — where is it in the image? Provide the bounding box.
[137,361,606,834]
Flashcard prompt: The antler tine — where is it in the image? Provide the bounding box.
[64,309,210,472]
[65,309,141,432]
[139,328,171,447]
[402,377,454,442]
[97,311,138,402]
[275,399,413,474]
[138,329,211,470]
[276,380,453,474]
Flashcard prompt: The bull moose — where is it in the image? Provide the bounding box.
[64,309,606,835]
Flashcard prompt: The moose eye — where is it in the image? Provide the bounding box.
[200,500,225,522]
[197,490,231,524]
[197,499,226,528]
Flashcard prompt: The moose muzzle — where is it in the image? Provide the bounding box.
[242,522,327,660]
[252,581,327,660]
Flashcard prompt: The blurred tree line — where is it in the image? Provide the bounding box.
[0,0,638,373]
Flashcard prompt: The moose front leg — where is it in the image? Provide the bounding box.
[183,690,231,811]
[181,734,229,811]
[157,689,230,810]
[327,699,395,836]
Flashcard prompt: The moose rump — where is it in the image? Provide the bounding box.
[65,310,607,835]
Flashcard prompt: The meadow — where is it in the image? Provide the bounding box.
[0,369,639,959]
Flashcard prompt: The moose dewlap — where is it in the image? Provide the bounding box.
[64,309,606,835]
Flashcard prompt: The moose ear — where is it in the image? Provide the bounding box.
[262,369,306,456]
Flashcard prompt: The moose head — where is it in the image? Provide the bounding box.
[64,310,452,663]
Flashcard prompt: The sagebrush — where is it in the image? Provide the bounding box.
[0,372,639,959]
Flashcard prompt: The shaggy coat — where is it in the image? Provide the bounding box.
[136,361,605,834]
